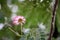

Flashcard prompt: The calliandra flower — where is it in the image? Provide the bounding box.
[12,16,26,25]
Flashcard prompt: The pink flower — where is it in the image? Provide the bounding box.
[12,16,26,25]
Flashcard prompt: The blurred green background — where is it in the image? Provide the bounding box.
[0,0,60,40]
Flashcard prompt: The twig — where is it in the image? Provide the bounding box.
[48,0,58,40]
[21,23,23,35]
[8,27,21,37]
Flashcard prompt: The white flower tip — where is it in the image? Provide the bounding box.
[18,0,25,2]
[38,23,46,30]
[4,17,7,20]
[0,23,4,30]
[0,4,1,9]
[8,4,18,13]
[40,0,43,3]
[7,4,13,8]
[11,5,18,13]
[22,28,30,34]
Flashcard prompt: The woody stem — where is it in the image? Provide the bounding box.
[48,0,58,40]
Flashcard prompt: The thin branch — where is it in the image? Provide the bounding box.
[8,27,21,37]
[48,0,58,40]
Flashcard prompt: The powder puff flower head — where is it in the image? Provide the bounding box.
[12,16,26,25]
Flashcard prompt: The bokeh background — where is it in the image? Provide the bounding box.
[0,0,60,40]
